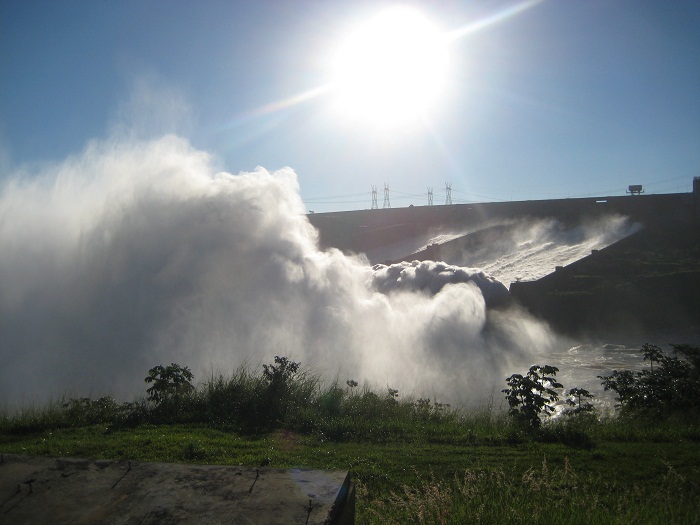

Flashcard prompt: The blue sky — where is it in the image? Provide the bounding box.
[2,0,699,211]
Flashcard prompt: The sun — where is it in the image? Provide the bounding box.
[330,6,449,128]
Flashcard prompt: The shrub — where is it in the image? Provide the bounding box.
[564,388,595,417]
[598,343,700,415]
[261,356,302,428]
[143,363,197,422]
[502,365,562,428]
[144,363,195,405]
[60,396,144,427]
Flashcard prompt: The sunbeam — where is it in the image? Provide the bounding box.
[448,0,547,40]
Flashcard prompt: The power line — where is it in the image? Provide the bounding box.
[392,189,426,199]
[303,191,368,202]
[301,172,698,210]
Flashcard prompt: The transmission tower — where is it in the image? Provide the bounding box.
[444,183,452,205]
[427,187,433,206]
[383,183,391,208]
[371,185,378,209]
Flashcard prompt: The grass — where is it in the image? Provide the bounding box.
[2,362,700,524]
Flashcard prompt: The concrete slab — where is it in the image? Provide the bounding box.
[0,454,354,524]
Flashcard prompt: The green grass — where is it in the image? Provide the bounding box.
[2,362,700,524]
[2,421,699,524]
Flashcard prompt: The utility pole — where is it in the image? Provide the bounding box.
[371,185,378,209]
[445,183,452,205]
[427,187,433,206]
[383,183,391,208]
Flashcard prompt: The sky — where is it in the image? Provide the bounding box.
[1,0,699,212]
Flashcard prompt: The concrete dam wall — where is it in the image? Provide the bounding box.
[308,192,696,257]
[308,189,700,338]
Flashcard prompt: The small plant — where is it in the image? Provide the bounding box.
[262,356,300,385]
[61,396,131,426]
[502,365,562,428]
[261,356,301,428]
[642,343,664,372]
[415,398,431,411]
[144,363,195,405]
[564,388,595,417]
[413,398,452,423]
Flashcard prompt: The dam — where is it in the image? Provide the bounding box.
[308,181,700,337]
[308,187,697,259]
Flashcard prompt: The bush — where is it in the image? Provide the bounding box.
[261,356,302,428]
[563,388,595,417]
[144,363,197,422]
[598,343,700,415]
[60,396,145,427]
[502,365,562,428]
[144,363,195,405]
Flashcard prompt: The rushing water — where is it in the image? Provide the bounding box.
[0,136,693,411]
[538,330,700,416]
[543,342,647,415]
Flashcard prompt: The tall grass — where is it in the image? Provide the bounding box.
[0,363,470,441]
[362,457,700,524]
[0,396,149,434]
[2,360,699,447]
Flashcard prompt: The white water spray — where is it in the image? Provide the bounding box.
[0,135,554,409]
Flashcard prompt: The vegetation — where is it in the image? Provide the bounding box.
[564,387,595,417]
[502,365,563,428]
[598,343,700,415]
[2,346,700,524]
[144,363,195,405]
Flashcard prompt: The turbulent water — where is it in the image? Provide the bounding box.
[366,216,641,287]
[0,134,682,411]
[537,342,648,414]
[537,334,700,415]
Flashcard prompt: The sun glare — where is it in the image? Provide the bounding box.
[331,7,449,128]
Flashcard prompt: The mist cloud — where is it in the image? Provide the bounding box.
[371,260,510,307]
[450,217,642,285]
[0,135,552,408]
